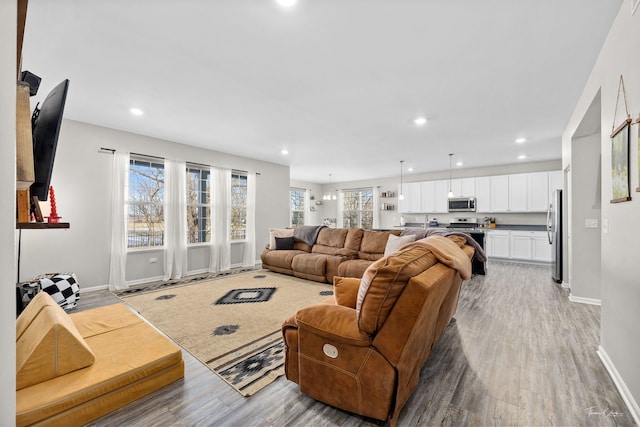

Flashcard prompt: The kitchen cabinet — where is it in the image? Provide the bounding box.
[434,180,449,213]
[508,174,528,212]
[486,230,510,258]
[548,170,562,204]
[451,178,476,198]
[398,182,422,213]
[527,172,549,212]
[475,176,491,212]
[420,181,435,213]
[510,231,552,262]
[490,175,509,212]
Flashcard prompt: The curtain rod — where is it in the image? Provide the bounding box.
[99,147,260,175]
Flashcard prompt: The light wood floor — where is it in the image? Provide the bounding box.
[79,262,636,427]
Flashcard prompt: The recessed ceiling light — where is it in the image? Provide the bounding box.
[408,167,414,172]
[276,0,297,7]
[281,149,289,155]
[413,116,427,126]
[515,137,526,143]
[456,161,463,167]
[130,108,144,116]
[518,155,527,160]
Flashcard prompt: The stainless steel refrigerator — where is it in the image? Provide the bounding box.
[547,189,562,283]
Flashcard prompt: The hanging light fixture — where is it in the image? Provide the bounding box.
[398,160,405,200]
[323,174,337,201]
[448,153,454,198]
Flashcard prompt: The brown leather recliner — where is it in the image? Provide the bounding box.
[282,236,473,425]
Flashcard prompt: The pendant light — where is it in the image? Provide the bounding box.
[323,174,337,201]
[398,160,405,200]
[447,153,454,198]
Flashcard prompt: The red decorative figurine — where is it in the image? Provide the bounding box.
[47,186,61,223]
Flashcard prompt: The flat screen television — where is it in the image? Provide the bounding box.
[30,79,69,201]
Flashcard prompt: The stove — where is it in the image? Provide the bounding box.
[447,217,479,231]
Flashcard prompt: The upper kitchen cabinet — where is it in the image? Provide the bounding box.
[434,180,449,213]
[548,170,563,202]
[490,175,509,212]
[527,171,550,212]
[398,182,422,213]
[508,173,528,212]
[451,178,476,198]
[475,176,491,212]
[420,181,435,213]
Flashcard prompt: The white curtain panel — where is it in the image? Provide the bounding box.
[164,159,188,280]
[304,190,310,225]
[108,152,129,291]
[372,186,380,230]
[209,167,231,272]
[336,191,343,228]
[241,172,256,267]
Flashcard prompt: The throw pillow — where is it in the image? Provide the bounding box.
[269,228,294,249]
[274,236,295,250]
[38,273,80,311]
[383,234,416,256]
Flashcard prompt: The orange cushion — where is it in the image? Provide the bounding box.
[16,293,95,390]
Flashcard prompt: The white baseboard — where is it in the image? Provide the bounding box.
[126,275,165,287]
[568,294,601,306]
[81,284,109,293]
[597,345,640,426]
[561,280,570,289]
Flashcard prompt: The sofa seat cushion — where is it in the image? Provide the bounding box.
[357,244,437,334]
[16,304,184,427]
[261,249,308,270]
[16,292,95,390]
[336,259,375,279]
[292,253,328,281]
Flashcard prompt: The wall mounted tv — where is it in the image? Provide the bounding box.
[30,79,70,201]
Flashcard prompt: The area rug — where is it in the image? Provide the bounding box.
[118,271,333,396]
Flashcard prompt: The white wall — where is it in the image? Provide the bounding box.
[563,3,640,421]
[1,0,17,422]
[19,119,290,288]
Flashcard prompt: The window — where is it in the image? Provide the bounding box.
[290,188,305,227]
[128,157,165,248]
[186,165,211,244]
[342,188,373,229]
[231,171,247,240]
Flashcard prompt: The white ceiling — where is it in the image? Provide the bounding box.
[21,0,622,184]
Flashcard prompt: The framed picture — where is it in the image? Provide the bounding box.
[637,115,640,192]
[610,119,632,203]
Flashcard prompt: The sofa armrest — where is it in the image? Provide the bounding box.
[296,304,371,347]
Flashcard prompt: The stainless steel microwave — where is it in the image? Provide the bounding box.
[448,197,476,212]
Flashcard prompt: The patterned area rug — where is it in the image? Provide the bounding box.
[117,271,333,396]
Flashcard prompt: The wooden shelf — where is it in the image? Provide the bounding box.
[17,222,70,230]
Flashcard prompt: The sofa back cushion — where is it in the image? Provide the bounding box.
[16,292,95,390]
[356,243,437,334]
[358,230,399,261]
[312,228,349,255]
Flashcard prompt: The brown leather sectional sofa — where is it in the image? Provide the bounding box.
[282,236,475,425]
[261,227,401,283]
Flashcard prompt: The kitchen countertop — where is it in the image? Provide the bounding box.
[396,223,547,232]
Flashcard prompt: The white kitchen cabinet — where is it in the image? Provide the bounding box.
[475,176,491,212]
[420,181,435,213]
[508,173,528,212]
[460,178,476,197]
[434,180,449,213]
[527,172,549,212]
[490,175,509,212]
[486,230,510,258]
[531,232,553,262]
[398,182,422,213]
[510,230,552,262]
